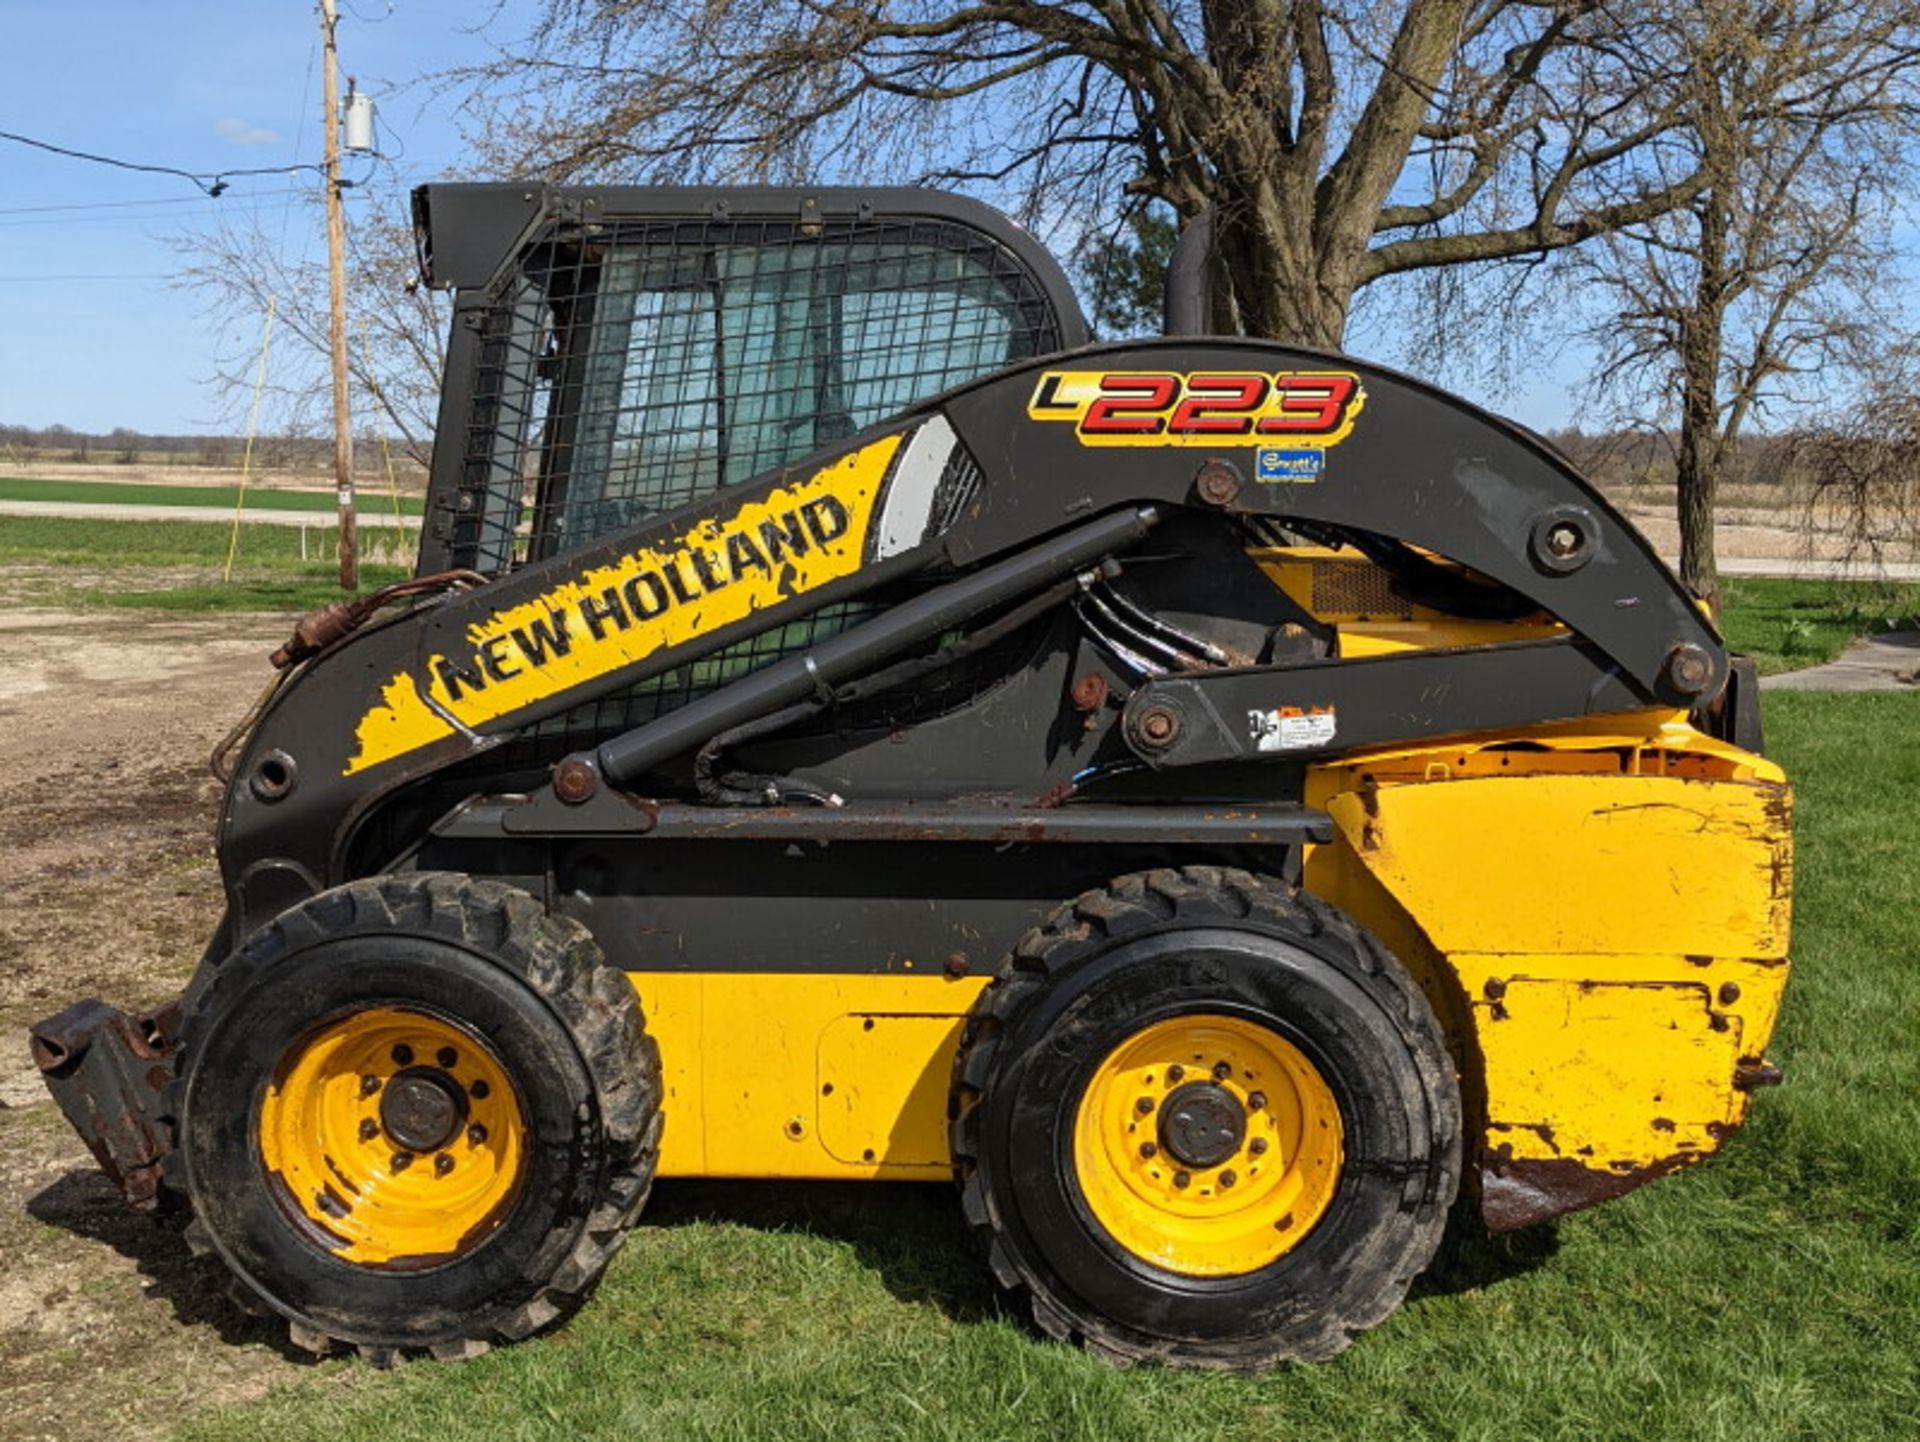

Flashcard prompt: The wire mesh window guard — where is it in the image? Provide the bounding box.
[444,213,1066,746]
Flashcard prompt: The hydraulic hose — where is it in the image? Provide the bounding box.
[589,506,1161,787]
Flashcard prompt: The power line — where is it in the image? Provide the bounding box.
[0,187,372,229]
[0,193,293,217]
[0,128,328,198]
[282,38,320,252]
[0,272,181,282]
[0,194,335,230]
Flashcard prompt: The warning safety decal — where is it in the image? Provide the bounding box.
[1248,705,1338,753]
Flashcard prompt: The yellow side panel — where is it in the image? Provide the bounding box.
[1318,774,1791,961]
[1475,978,1744,1165]
[1305,761,1792,1180]
[628,972,988,1179]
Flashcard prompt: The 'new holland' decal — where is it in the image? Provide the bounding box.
[345,420,968,776]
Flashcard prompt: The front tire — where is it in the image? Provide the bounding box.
[165,873,661,1362]
[951,866,1459,1369]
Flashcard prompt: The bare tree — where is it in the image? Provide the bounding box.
[1786,349,1920,572]
[175,181,448,466]
[447,1,1748,348]
[1575,0,1920,610]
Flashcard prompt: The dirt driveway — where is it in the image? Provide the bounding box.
[0,606,321,1442]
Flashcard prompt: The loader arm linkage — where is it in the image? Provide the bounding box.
[218,342,1725,921]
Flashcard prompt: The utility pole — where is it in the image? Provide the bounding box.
[320,0,357,590]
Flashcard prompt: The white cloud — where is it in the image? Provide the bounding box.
[215,117,280,147]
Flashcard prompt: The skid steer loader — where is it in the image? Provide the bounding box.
[29,183,1791,1369]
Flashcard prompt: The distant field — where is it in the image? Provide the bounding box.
[0,514,416,568]
[0,514,413,610]
[0,475,424,515]
[2,515,1916,645]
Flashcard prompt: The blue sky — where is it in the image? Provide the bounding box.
[0,5,1662,438]
[0,2,502,435]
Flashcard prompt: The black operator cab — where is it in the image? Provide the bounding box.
[411,183,1088,575]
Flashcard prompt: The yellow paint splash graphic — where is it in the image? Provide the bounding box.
[346,434,902,775]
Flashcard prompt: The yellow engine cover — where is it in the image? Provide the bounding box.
[1305,718,1791,1227]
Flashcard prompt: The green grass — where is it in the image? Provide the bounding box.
[0,514,413,609]
[0,513,417,569]
[1721,577,1920,673]
[0,474,423,515]
[176,690,1920,1442]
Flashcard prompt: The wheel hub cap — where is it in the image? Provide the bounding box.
[379,1067,468,1154]
[1158,1081,1246,1168]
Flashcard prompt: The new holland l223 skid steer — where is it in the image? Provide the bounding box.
[30,183,1792,1369]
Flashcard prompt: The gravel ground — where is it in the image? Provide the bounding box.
[0,604,320,1442]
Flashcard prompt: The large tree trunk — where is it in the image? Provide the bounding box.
[1675,416,1720,614]
[1210,189,1357,349]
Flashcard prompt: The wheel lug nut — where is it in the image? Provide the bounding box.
[391,1044,413,1066]
[436,1047,459,1069]
[470,1080,491,1100]
[1139,1141,1157,1159]
[1135,1096,1155,1116]
[435,1154,454,1176]
[1247,1091,1267,1110]
[359,1074,381,1097]
[1249,1137,1269,1156]
[1166,1065,1184,1083]
[1172,1170,1191,1188]
[391,1152,413,1172]
[1212,1061,1231,1081]
[358,1119,379,1142]
[468,1124,488,1145]
[1219,1169,1237,1188]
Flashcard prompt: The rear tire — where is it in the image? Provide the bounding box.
[951,865,1459,1369]
[164,873,661,1362]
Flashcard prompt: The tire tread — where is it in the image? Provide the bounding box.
[161,872,661,1362]
[950,864,1459,1372]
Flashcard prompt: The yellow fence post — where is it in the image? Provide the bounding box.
[222,297,278,584]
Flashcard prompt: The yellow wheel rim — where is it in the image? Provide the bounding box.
[1072,1013,1343,1277]
[257,1006,526,1268]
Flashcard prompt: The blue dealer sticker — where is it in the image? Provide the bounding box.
[1256,448,1325,483]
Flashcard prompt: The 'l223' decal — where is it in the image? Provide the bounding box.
[1026,370,1365,449]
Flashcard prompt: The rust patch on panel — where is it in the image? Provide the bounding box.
[1478,1146,1699,1232]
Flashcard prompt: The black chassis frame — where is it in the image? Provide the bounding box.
[210,182,1738,983]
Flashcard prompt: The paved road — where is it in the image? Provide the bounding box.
[1762,633,1920,692]
[1718,556,1920,582]
[0,498,421,529]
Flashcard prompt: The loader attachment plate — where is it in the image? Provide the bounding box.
[29,997,181,1211]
